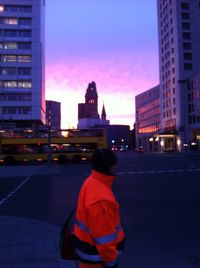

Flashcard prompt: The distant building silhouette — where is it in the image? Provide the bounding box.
[78,81,109,129]
[78,81,100,120]
[46,100,61,131]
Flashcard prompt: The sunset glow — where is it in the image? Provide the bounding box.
[46,0,159,129]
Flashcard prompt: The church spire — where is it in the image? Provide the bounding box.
[101,102,106,120]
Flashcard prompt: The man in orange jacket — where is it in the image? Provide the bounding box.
[73,148,125,268]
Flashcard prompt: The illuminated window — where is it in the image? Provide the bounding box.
[3,81,17,88]
[3,55,17,62]
[4,18,18,25]
[4,42,17,49]
[0,5,4,12]
[18,55,31,62]
[18,81,32,88]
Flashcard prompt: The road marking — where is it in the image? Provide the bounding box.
[117,169,200,175]
[0,176,31,206]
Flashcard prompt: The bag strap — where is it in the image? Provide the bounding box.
[63,208,76,229]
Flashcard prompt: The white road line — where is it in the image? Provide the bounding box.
[0,176,31,206]
[86,169,200,177]
[117,169,200,175]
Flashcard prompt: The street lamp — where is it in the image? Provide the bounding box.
[47,110,52,166]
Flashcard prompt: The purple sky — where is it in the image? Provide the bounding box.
[45,0,159,129]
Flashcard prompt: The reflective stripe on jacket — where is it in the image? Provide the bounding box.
[73,170,125,267]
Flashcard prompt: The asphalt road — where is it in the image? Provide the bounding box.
[0,151,200,268]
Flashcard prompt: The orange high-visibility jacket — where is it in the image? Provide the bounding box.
[73,170,125,268]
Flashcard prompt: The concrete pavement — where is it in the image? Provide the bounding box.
[0,164,77,268]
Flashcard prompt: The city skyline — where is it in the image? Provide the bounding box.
[45,0,159,129]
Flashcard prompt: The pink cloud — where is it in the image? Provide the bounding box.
[46,51,159,128]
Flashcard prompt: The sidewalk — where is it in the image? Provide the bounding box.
[0,216,77,268]
[0,165,76,268]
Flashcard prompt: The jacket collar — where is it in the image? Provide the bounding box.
[91,169,115,189]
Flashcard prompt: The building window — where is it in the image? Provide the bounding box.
[0,5,4,12]
[2,54,31,63]
[4,30,17,37]
[18,107,31,114]
[18,68,31,76]
[19,6,32,13]
[182,32,191,40]
[3,5,32,13]
[181,3,190,10]
[2,107,17,114]
[18,81,32,88]
[4,18,18,25]
[184,52,192,60]
[184,63,192,70]
[2,55,17,62]
[183,42,192,49]
[4,42,17,49]
[19,18,32,26]
[182,12,190,19]
[2,81,17,88]
[0,68,16,75]
[18,30,31,38]
[18,43,31,50]
[4,5,17,12]
[18,55,31,62]
[182,22,190,29]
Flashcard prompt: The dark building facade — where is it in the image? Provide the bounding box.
[46,100,61,131]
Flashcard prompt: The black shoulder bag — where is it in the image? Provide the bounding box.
[59,208,78,260]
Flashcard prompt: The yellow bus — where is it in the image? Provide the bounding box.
[0,129,107,164]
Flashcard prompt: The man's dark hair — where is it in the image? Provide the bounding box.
[91,148,117,175]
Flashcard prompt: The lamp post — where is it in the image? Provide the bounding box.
[47,110,51,166]
[177,79,190,150]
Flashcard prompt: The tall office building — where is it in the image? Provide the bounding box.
[157,0,200,149]
[0,0,45,130]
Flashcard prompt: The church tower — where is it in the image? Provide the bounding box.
[78,81,99,120]
[101,103,106,120]
[85,81,98,106]
[78,81,110,129]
